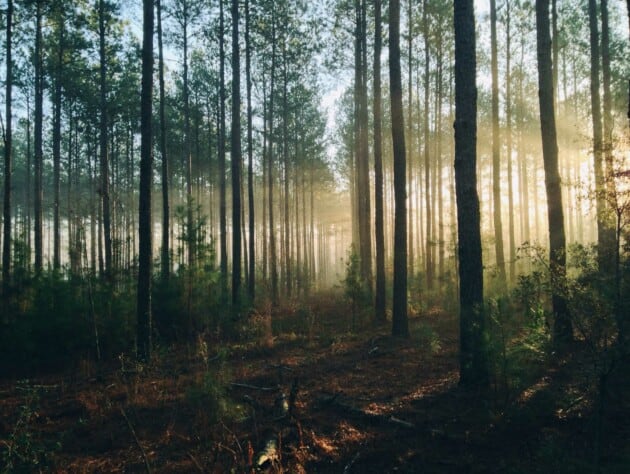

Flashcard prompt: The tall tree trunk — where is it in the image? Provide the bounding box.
[182,4,194,267]
[600,0,616,255]
[3,0,13,293]
[231,0,242,309]
[99,0,112,280]
[587,0,608,268]
[157,0,170,281]
[245,0,255,301]
[407,0,414,279]
[34,0,43,273]
[137,0,154,362]
[219,0,228,299]
[536,0,572,344]
[490,0,506,288]
[355,0,372,293]
[373,0,386,323]
[389,0,408,338]
[454,0,487,385]
[423,0,433,290]
[268,9,279,305]
[52,11,64,271]
[505,0,516,283]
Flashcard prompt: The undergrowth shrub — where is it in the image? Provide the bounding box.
[0,382,61,472]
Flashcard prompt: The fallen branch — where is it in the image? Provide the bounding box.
[231,382,279,392]
[120,408,152,474]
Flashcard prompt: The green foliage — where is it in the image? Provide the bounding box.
[185,348,242,426]
[342,244,371,331]
[0,382,61,473]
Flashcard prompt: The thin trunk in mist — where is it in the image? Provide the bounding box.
[600,0,615,199]
[269,9,279,306]
[423,0,433,290]
[52,11,64,271]
[490,0,506,288]
[231,0,242,308]
[157,0,170,281]
[587,0,609,268]
[454,0,487,386]
[219,0,228,297]
[389,0,408,338]
[137,0,154,362]
[505,1,516,283]
[407,0,414,279]
[245,0,255,301]
[355,0,372,292]
[3,0,13,292]
[536,0,572,345]
[373,0,386,323]
[99,0,112,279]
[34,0,43,273]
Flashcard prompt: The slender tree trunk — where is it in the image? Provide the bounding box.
[99,0,112,280]
[157,0,170,281]
[231,0,242,309]
[407,0,414,279]
[505,1,516,283]
[454,0,487,385]
[269,9,279,305]
[34,0,43,273]
[137,0,154,362]
[245,0,255,301]
[373,0,386,323]
[587,0,608,268]
[52,13,64,271]
[219,0,228,298]
[536,0,572,345]
[490,0,507,288]
[600,0,616,257]
[3,0,13,292]
[389,0,408,338]
[181,5,194,267]
[355,0,372,293]
[423,0,433,290]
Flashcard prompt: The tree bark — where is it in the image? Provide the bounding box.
[34,0,43,273]
[373,0,386,323]
[454,0,487,385]
[389,0,408,338]
[99,0,112,280]
[3,0,13,293]
[231,0,242,309]
[157,0,170,281]
[245,0,255,301]
[137,0,154,362]
[490,0,506,288]
[536,0,572,345]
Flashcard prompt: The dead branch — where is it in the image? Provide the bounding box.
[120,408,152,474]
[231,382,279,392]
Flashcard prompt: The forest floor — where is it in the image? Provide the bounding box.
[1,295,630,473]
